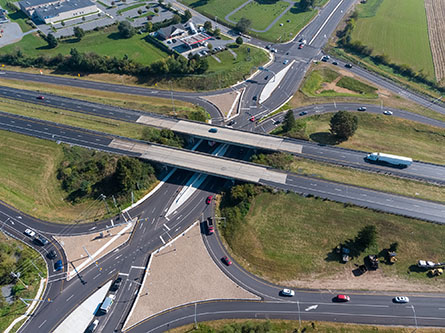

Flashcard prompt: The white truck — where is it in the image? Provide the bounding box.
[365,152,412,168]
[100,294,115,314]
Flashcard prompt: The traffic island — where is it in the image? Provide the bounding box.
[123,222,259,330]
[202,89,244,120]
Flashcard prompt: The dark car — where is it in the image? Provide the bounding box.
[222,256,232,266]
[110,277,122,292]
[208,128,218,133]
[357,106,367,111]
[54,260,63,271]
[299,111,308,116]
[47,250,57,259]
[34,235,49,246]
[252,96,258,101]
[36,95,45,100]
[345,63,353,68]
[332,61,338,65]
[207,217,214,235]
[227,120,236,126]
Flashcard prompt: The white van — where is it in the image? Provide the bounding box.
[100,295,115,314]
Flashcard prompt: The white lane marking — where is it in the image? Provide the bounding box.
[160,236,165,244]
[38,320,47,328]
[139,223,143,229]
[163,223,170,231]
[66,294,74,302]
[108,269,116,275]
[165,216,170,221]
[335,188,342,191]
[115,255,122,260]
[309,0,345,45]
[93,273,101,280]
[305,304,318,311]
[89,227,96,231]
[131,266,145,270]
[119,272,129,276]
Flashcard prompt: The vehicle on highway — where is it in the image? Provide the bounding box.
[249,116,255,122]
[271,48,278,53]
[383,110,393,115]
[299,111,308,116]
[110,277,122,292]
[24,228,36,237]
[298,43,304,49]
[264,75,269,80]
[207,217,214,235]
[273,119,281,125]
[100,294,115,314]
[322,55,330,62]
[85,319,99,333]
[252,96,257,101]
[34,235,49,246]
[37,95,45,100]
[227,120,236,127]
[345,63,353,68]
[393,296,410,303]
[206,195,213,204]
[332,61,338,65]
[335,294,350,302]
[47,250,57,259]
[208,128,218,133]
[365,152,412,167]
[283,59,289,65]
[280,289,295,297]
[357,106,367,111]
[54,260,63,271]
[222,256,232,266]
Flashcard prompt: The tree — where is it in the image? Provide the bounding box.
[355,225,377,250]
[213,27,220,38]
[236,17,251,33]
[154,7,159,13]
[46,33,58,48]
[118,21,135,38]
[137,9,142,15]
[145,21,153,32]
[235,36,243,45]
[73,26,85,41]
[329,110,358,141]
[299,0,315,11]
[207,43,213,50]
[184,9,192,21]
[282,110,296,132]
[172,14,181,24]
[203,20,212,31]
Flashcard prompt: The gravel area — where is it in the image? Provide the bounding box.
[55,223,134,277]
[124,222,258,330]
[203,89,242,118]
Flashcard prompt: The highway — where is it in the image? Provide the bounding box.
[2,86,445,185]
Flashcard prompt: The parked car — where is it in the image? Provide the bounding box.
[54,260,63,271]
[206,195,213,204]
[24,228,36,237]
[47,250,57,260]
[222,256,232,266]
[383,110,393,115]
[36,95,45,100]
[280,289,295,297]
[207,217,214,235]
[299,111,308,116]
[345,63,353,68]
[335,294,350,302]
[208,128,218,133]
[357,106,367,111]
[110,277,122,292]
[34,235,49,246]
[393,296,409,303]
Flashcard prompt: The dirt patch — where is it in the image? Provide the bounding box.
[202,89,243,118]
[124,223,258,330]
[316,76,356,94]
[424,0,445,84]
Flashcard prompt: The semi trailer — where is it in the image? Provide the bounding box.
[365,152,412,168]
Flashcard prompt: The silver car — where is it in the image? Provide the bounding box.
[394,296,409,303]
[280,288,295,297]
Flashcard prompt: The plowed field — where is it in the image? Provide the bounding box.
[425,0,445,83]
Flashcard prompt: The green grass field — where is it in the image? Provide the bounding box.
[351,0,435,80]
[224,191,445,285]
[0,26,167,66]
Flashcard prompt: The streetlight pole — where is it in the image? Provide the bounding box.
[11,272,28,289]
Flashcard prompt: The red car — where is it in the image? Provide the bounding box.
[335,294,350,302]
[249,116,255,122]
[222,256,232,266]
[298,44,304,49]
[206,195,213,204]
[37,95,45,100]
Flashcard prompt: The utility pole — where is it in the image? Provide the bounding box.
[30,260,43,279]
[100,194,110,214]
[11,272,28,289]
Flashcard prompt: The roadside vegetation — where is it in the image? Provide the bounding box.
[272,112,445,165]
[217,185,445,288]
[252,152,445,203]
[0,78,209,121]
[0,234,46,332]
[170,319,445,333]
[0,130,161,222]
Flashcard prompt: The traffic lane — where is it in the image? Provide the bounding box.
[267,175,445,223]
[128,298,445,333]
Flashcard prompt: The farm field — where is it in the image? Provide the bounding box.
[424,0,445,83]
[222,190,445,290]
[351,0,435,80]
[0,26,167,66]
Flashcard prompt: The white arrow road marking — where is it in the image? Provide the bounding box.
[305,305,318,311]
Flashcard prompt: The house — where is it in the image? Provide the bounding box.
[19,0,98,24]
[157,23,186,40]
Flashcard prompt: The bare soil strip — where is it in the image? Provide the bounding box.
[424,0,445,83]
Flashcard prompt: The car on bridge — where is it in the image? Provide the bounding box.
[209,128,218,133]
[280,289,295,297]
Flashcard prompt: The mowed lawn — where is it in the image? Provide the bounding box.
[351,0,435,79]
[301,113,445,164]
[179,0,245,20]
[1,27,167,66]
[228,0,290,31]
[226,191,445,284]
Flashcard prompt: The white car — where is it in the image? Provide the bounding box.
[394,296,409,303]
[24,229,35,237]
[280,288,295,297]
[383,110,393,115]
